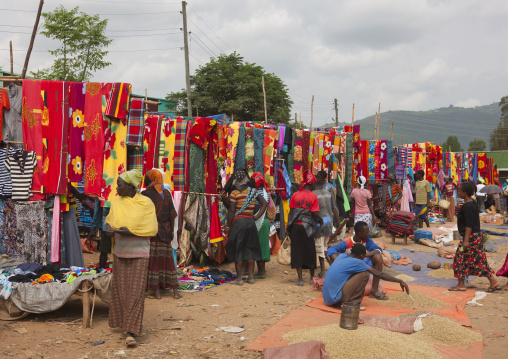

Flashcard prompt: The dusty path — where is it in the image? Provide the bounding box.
[1,226,507,358]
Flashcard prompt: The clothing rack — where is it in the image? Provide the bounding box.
[183,191,220,197]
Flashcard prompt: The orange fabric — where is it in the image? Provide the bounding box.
[304,282,474,326]
[246,307,483,358]
[269,233,281,255]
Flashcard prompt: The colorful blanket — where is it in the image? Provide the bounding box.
[126,98,145,146]
[68,82,86,182]
[105,82,132,120]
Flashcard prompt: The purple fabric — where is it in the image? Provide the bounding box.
[68,82,86,182]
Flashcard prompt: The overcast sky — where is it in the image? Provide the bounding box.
[1,0,507,126]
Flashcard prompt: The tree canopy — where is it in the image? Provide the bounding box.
[441,135,463,152]
[490,95,508,150]
[468,138,487,151]
[31,5,112,82]
[166,52,293,124]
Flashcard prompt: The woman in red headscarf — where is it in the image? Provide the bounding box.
[142,169,181,300]
[287,170,323,286]
[251,172,271,279]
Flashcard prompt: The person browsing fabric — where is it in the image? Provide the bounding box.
[476,178,486,212]
[327,221,387,300]
[414,170,431,228]
[141,169,181,300]
[450,182,501,292]
[221,169,267,285]
[351,176,377,231]
[106,170,158,347]
[313,171,347,278]
[287,170,323,286]
[252,172,271,279]
[322,243,409,310]
[443,177,457,222]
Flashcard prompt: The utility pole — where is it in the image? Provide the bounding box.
[262,76,268,124]
[334,98,339,126]
[10,41,13,75]
[181,1,192,117]
[295,113,297,126]
[310,95,314,129]
[22,0,44,79]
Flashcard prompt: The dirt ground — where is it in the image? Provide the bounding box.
[1,221,508,359]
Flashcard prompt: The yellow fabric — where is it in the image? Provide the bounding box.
[450,153,459,184]
[162,118,177,188]
[106,192,158,237]
[282,199,290,229]
[226,122,240,179]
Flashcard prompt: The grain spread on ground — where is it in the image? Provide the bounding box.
[382,290,445,309]
[395,274,416,282]
[414,315,483,345]
[427,268,456,279]
[400,310,445,318]
[283,324,442,359]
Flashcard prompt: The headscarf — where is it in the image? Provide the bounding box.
[119,169,143,192]
[299,170,316,191]
[387,173,396,182]
[223,168,250,194]
[357,175,367,190]
[478,177,485,184]
[146,169,164,198]
[252,172,269,189]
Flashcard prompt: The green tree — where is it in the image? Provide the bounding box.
[166,52,293,124]
[467,138,487,151]
[490,96,508,150]
[30,5,112,81]
[441,135,463,152]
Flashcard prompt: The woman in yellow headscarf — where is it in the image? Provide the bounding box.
[106,170,158,347]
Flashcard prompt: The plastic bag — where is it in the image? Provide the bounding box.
[277,237,291,265]
[370,224,382,238]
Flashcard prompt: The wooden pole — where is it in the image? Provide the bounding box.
[294,112,297,126]
[402,136,404,146]
[262,76,268,124]
[310,95,314,129]
[182,1,192,117]
[21,0,44,79]
[10,41,13,76]
[374,112,377,140]
[145,88,147,100]
[351,103,355,127]
[82,281,91,328]
[195,105,198,117]
[377,102,381,141]
[334,98,339,126]
[299,112,302,129]
[391,116,394,141]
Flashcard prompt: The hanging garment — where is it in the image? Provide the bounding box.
[172,118,188,191]
[1,200,17,256]
[205,127,219,195]
[302,130,311,171]
[62,207,85,267]
[380,140,388,180]
[235,125,246,170]
[178,195,193,267]
[68,82,86,182]
[209,200,223,244]
[387,140,394,175]
[5,150,37,201]
[225,122,240,180]
[253,127,264,174]
[126,98,145,146]
[143,115,162,175]
[309,132,315,170]
[102,116,128,207]
[263,129,277,185]
[244,127,255,176]
[50,195,61,264]
[127,147,143,171]
[400,181,412,212]
[0,147,21,196]
[344,133,354,196]
[287,128,295,183]
[2,84,23,146]
[293,129,304,184]
[312,133,320,174]
[105,82,132,120]
[159,117,175,185]
[189,142,206,193]
[15,201,47,264]
[322,134,332,173]
[21,79,45,200]
[84,82,107,197]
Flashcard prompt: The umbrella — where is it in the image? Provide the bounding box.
[480,185,503,194]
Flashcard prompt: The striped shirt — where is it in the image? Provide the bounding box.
[231,189,256,217]
[415,180,431,205]
[386,184,402,205]
[4,151,37,201]
[113,232,150,258]
[0,147,21,196]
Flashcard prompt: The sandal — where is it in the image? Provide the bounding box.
[247,278,255,285]
[369,291,389,300]
[125,336,137,347]
[254,273,266,279]
[316,272,325,279]
[448,286,466,292]
[486,286,503,292]
[233,279,243,286]
[146,295,161,300]
[297,280,304,287]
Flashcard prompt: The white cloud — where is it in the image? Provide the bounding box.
[455,98,482,108]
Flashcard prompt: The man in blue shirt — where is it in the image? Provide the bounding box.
[327,221,387,300]
[322,243,409,309]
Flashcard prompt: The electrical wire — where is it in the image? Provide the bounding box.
[187,5,234,52]
[0,8,180,15]
[190,33,217,58]
[187,15,226,54]
[107,31,181,38]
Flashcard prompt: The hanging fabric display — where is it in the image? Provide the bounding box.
[245,127,255,176]
[143,115,162,175]
[68,82,86,182]
[126,98,145,146]
[105,82,132,120]
[172,118,188,191]
[15,201,47,264]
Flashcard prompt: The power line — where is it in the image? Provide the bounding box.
[0,8,180,16]
[189,52,205,65]
[106,27,180,33]
[0,47,181,53]
[108,31,181,38]
[187,14,226,55]
[190,33,217,58]
[187,5,234,52]
[80,0,180,4]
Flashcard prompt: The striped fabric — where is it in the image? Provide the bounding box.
[5,151,37,201]
[0,147,20,196]
[171,118,187,191]
[142,116,162,175]
[105,83,132,120]
[386,211,415,237]
[126,98,145,146]
[127,147,143,171]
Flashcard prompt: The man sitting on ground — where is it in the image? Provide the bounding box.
[327,221,387,300]
[322,243,410,309]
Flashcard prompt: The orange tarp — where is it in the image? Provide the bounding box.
[304,282,475,326]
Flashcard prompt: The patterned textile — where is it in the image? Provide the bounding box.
[322,134,332,172]
[21,79,44,200]
[109,256,149,336]
[245,128,255,175]
[374,141,381,182]
[84,82,107,197]
[330,136,340,180]
[225,122,240,180]
[126,98,145,146]
[1,200,17,256]
[287,128,295,183]
[68,82,86,182]
[396,165,405,180]
[339,132,347,181]
[380,140,388,180]
[218,125,227,162]
[477,153,487,174]
[302,131,311,171]
[205,127,219,195]
[105,83,132,120]
[453,232,493,280]
[387,140,394,175]
[147,238,178,290]
[354,213,373,232]
[253,127,264,174]
[312,133,320,174]
[344,133,354,197]
[159,117,175,186]
[263,129,277,185]
[368,140,376,185]
[386,211,416,237]
[172,118,187,191]
[353,124,360,146]
[189,142,206,193]
[127,147,143,171]
[178,195,193,267]
[143,116,162,175]
[0,147,21,196]
[14,201,47,264]
[102,106,128,207]
[235,124,246,170]
[293,130,304,184]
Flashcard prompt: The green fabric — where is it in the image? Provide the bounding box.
[288,128,295,183]
[189,142,205,193]
[337,174,350,212]
[258,218,271,262]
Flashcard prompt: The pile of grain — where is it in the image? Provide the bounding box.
[427,268,456,279]
[400,310,445,318]
[283,324,442,359]
[382,290,445,309]
[414,315,483,345]
[395,274,416,282]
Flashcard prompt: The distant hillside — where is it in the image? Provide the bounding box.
[325,103,502,148]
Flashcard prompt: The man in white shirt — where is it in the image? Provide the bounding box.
[476,178,486,212]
